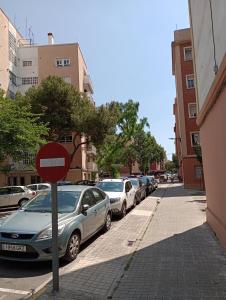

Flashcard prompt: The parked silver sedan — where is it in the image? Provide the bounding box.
[0,186,36,208]
[0,185,111,262]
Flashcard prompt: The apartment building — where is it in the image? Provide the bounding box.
[172,28,203,189]
[189,0,226,249]
[0,9,97,186]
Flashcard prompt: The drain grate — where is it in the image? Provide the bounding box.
[127,240,135,246]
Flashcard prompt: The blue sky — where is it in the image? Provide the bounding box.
[1,0,189,159]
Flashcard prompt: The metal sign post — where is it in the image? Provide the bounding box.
[35,142,70,294]
[51,182,59,292]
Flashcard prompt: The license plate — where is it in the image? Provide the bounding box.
[1,244,26,252]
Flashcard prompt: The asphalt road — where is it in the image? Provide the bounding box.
[0,207,122,300]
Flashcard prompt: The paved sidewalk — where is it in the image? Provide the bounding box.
[112,184,226,299]
[34,184,226,299]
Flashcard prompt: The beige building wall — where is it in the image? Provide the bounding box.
[38,43,80,87]
[189,0,226,248]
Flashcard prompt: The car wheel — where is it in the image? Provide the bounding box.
[120,202,127,219]
[103,212,111,232]
[136,194,141,204]
[18,198,28,207]
[63,232,81,262]
[133,197,137,208]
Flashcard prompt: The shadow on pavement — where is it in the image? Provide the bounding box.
[39,223,226,299]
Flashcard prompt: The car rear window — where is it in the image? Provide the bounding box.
[23,191,81,213]
[97,182,124,192]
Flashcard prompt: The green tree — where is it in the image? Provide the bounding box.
[165,160,176,173]
[22,76,120,163]
[0,91,48,162]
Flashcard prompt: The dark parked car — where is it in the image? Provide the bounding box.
[75,180,96,186]
[128,178,146,203]
[139,176,154,196]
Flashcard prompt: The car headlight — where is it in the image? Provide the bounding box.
[36,224,66,240]
[110,197,121,203]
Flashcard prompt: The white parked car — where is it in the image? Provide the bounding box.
[96,179,136,218]
[26,183,51,194]
[0,186,36,208]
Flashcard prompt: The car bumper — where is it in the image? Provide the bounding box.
[0,235,68,262]
[110,202,122,214]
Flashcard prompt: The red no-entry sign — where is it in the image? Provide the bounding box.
[36,142,70,183]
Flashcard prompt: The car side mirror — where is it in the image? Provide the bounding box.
[81,204,90,213]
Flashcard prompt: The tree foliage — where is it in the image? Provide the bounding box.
[97,99,166,175]
[21,76,120,162]
[0,91,48,162]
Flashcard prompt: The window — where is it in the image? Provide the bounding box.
[9,71,16,86]
[0,188,10,195]
[81,191,95,207]
[191,132,200,147]
[195,166,203,179]
[23,61,32,67]
[91,189,105,203]
[61,76,71,84]
[31,176,41,184]
[186,75,195,89]
[10,187,24,194]
[125,181,132,193]
[59,135,72,143]
[184,47,192,61]
[22,153,35,165]
[56,58,70,67]
[22,77,38,85]
[188,103,197,118]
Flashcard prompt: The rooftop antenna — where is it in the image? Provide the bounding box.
[25,16,28,38]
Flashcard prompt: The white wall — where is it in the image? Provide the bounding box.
[190,0,226,109]
[17,46,38,94]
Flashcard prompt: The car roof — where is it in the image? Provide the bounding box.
[1,186,26,188]
[100,179,124,182]
[57,185,95,192]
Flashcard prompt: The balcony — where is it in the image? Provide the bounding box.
[87,162,98,172]
[87,145,97,156]
[83,74,94,94]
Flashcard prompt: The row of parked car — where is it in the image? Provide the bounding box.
[0,175,158,262]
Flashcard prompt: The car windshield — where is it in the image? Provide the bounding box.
[129,179,139,188]
[22,191,81,213]
[97,182,124,192]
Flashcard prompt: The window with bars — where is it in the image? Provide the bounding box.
[23,60,32,67]
[22,77,38,85]
[188,103,197,118]
[186,74,195,89]
[22,153,35,165]
[184,47,192,61]
[9,50,17,66]
[8,31,16,52]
